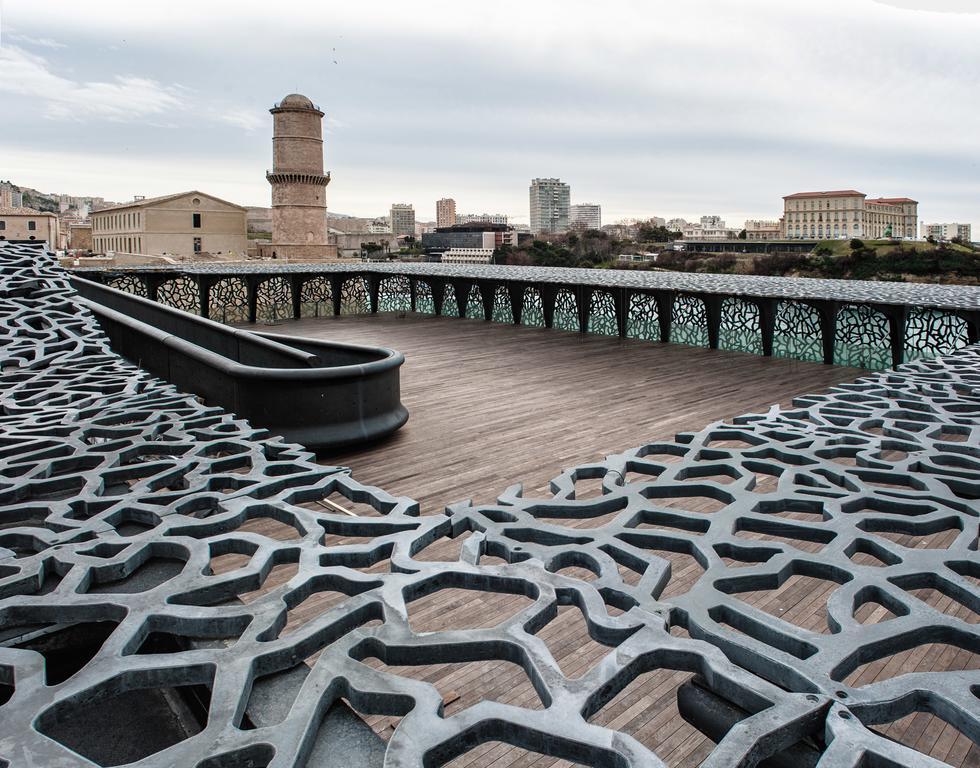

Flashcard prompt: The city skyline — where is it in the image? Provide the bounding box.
[1,1,978,232]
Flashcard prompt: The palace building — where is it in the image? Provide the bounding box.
[782,190,918,240]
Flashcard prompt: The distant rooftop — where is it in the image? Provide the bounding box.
[783,190,865,199]
[91,190,247,213]
[0,206,54,216]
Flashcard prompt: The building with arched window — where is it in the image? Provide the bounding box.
[782,190,918,240]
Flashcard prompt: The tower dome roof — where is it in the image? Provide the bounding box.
[279,93,315,108]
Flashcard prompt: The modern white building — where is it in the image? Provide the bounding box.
[529,178,570,235]
[456,212,508,226]
[921,222,971,242]
[699,215,726,229]
[682,220,739,240]
[367,217,390,234]
[569,203,601,231]
[440,247,494,264]
[666,218,688,232]
[390,204,415,236]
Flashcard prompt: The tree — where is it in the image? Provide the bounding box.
[738,229,747,240]
[636,224,675,242]
[850,238,864,251]
[360,241,385,260]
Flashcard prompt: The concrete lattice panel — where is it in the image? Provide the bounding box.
[1,243,978,767]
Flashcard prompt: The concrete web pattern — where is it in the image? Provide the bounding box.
[0,243,977,767]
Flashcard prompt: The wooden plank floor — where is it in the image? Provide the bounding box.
[218,313,977,767]
[261,313,865,515]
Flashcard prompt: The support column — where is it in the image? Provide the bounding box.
[410,278,417,313]
[508,283,524,325]
[655,291,674,343]
[367,274,380,314]
[480,282,494,322]
[430,278,445,317]
[451,279,471,318]
[615,289,628,338]
[290,275,303,319]
[881,305,907,369]
[964,311,980,345]
[578,287,591,334]
[541,284,558,329]
[811,300,839,365]
[145,276,162,303]
[757,298,777,357]
[330,274,344,316]
[198,277,211,319]
[703,294,723,350]
[247,277,258,324]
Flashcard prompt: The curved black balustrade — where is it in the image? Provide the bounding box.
[72,275,408,451]
[80,262,980,370]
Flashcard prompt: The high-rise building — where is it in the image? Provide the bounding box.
[529,178,570,235]
[436,198,456,229]
[569,203,601,231]
[921,222,971,242]
[390,204,416,236]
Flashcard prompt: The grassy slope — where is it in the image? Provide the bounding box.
[815,239,973,257]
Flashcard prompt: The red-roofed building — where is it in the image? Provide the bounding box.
[782,190,918,240]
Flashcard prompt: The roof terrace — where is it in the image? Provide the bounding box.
[2,243,978,768]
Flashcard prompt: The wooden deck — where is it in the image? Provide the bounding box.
[217,314,976,767]
[264,314,866,515]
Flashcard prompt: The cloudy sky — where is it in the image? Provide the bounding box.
[1,0,978,230]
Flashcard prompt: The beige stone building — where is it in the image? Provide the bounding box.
[69,222,93,251]
[0,207,59,246]
[783,190,918,240]
[260,93,337,260]
[90,191,247,258]
[328,231,400,259]
[744,219,782,241]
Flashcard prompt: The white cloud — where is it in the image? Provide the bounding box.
[216,107,264,132]
[872,0,980,12]
[0,45,184,122]
[7,32,66,49]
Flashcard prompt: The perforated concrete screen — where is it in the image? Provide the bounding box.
[3,243,978,767]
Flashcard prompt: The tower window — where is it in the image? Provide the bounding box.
[192,213,202,228]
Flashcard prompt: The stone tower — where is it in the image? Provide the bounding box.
[265,93,336,260]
